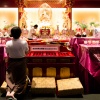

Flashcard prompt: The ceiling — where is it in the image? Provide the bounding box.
[0,0,100,8]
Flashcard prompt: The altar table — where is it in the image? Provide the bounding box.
[79,44,100,83]
[0,45,6,86]
[70,37,100,58]
[70,37,100,94]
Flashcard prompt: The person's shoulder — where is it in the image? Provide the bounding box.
[6,40,12,46]
[6,40,12,43]
[21,39,28,44]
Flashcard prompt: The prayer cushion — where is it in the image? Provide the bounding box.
[0,81,7,93]
[32,67,42,77]
[57,77,84,97]
[46,67,56,77]
[31,77,56,95]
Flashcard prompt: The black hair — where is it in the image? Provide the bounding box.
[11,26,22,39]
[34,24,38,29]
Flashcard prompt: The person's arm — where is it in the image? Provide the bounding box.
[25,42,29,55]
[5,42,9,56]
[25,49,29,55]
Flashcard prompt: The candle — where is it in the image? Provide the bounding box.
[84,41,87,44]
[88,40,91,44]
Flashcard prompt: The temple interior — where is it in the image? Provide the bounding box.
[0,0,100,100]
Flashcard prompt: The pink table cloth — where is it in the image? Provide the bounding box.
[70,37,100,93]
[70,37,100,58]
[79,44,100,83]
[0,45,7,86]
[0,44,7,58]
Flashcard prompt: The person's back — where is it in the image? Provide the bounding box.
[6,39,28,58]
[6,27,29,57]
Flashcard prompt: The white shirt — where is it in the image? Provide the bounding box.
[6,38,29,58]
[27,27,36,39]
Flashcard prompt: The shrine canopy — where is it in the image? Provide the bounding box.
[24,0,67,8]
[16,0,74,8]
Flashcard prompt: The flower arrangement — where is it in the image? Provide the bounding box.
[90,22,95,26]
[74,21,88,37]
[80,23,87,30]
[90,22,100,27]
[74,21,88,30]
[74,20,100,37]
[3,23,16,30]
[74,21,80,25]
[74,21,81,37]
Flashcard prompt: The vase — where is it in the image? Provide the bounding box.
[82,28,86,37]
